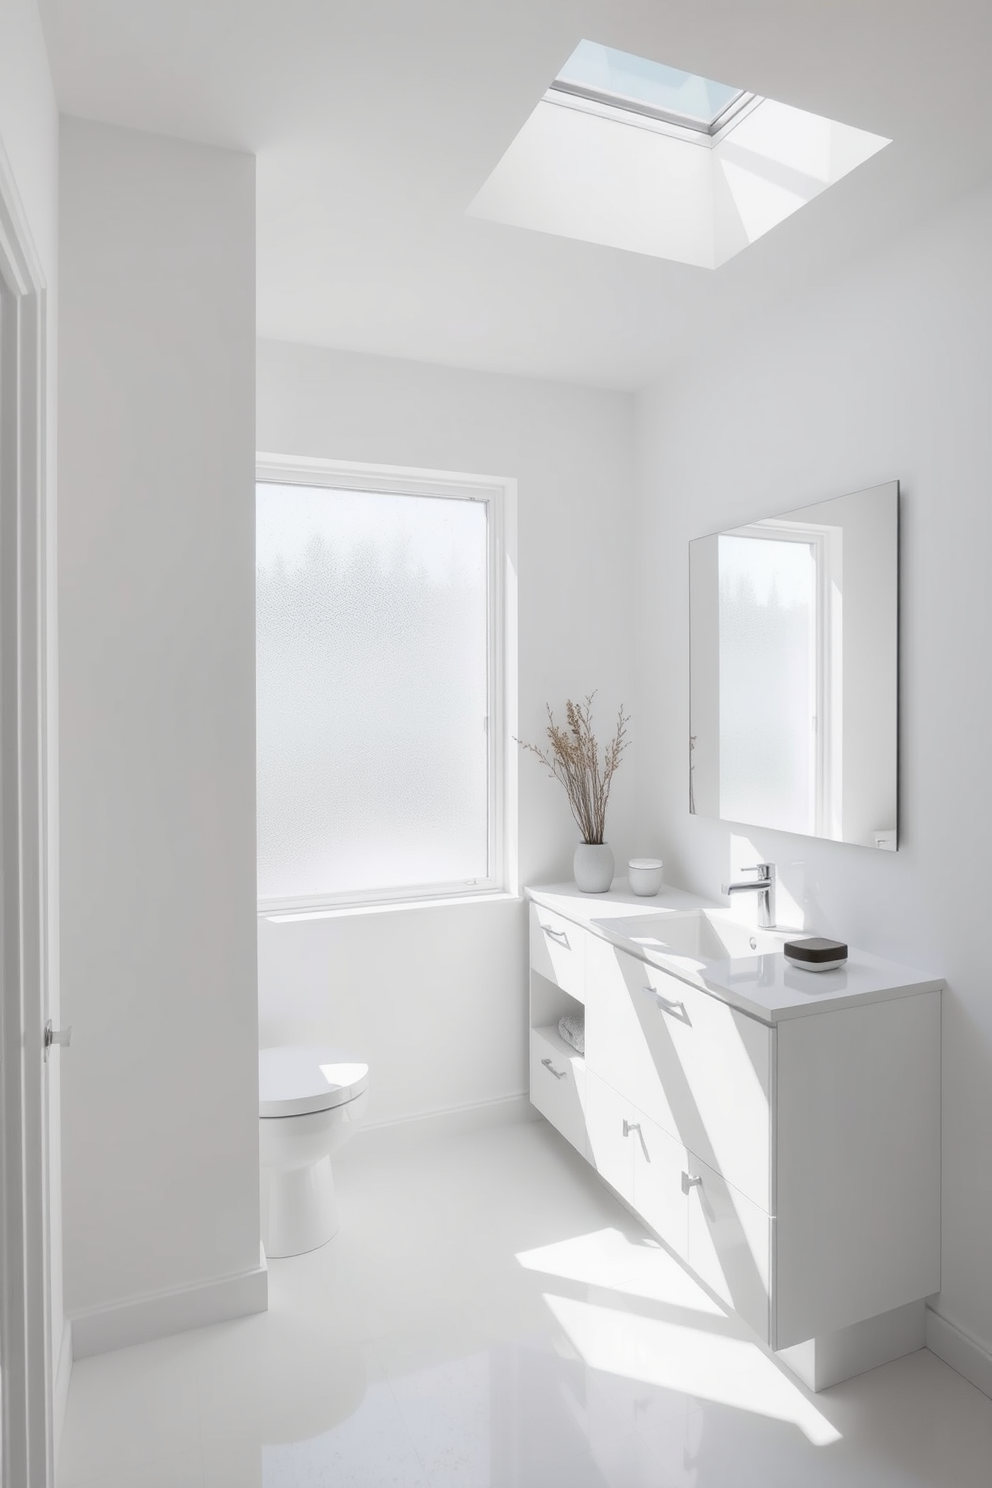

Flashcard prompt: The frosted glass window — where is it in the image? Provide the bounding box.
[718,534,816,836]
[257,482,491,904]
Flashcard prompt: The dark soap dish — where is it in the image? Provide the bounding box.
[784,936,848,973]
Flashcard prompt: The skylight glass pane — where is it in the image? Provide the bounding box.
[554,40,742,127]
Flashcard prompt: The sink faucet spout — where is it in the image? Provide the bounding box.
[720,862,777,928]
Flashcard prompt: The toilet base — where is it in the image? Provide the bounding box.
[261,1155,339,1257]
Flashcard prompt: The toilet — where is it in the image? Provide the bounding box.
[258,1046,369,1258]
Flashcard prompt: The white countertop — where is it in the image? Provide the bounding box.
[527,879,707,921]
[526,880,943,1023]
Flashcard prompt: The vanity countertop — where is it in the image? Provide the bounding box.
[527,879,708,920]
[526,881,943,1024]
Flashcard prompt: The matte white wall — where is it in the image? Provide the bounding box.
[634,179,992,1362]
[0,0,63,1391]
[256,340,637,1125]
[58,120,261,1321]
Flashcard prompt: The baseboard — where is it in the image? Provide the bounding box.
[71,1244,268,1360]
[926,1306,992,1401]
[54,1319,72,1461]
[343,1091,536,1160]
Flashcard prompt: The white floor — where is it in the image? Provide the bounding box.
[59,1117,992,1487]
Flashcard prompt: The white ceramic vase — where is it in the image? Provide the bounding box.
[573,842,614,893]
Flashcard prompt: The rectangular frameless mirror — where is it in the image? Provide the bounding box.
[689,481,898,849]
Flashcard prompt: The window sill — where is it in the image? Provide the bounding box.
[260,889,522,924]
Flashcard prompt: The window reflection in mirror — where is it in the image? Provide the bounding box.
[690,482,897,849]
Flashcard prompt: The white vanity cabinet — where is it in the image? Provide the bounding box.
[527,889,942,1389]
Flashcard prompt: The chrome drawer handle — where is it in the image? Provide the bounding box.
[642,985,686,1017]
[541,924,571,948]
[541,1057,567,1081]
[622,1119,641,1138]
[681,1171,703,1195]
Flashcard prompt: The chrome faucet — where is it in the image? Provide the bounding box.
[721,862,777,928]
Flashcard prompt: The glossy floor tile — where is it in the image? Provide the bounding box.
[58,1118,992,1487]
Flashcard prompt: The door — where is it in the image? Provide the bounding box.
[0,152,58,1488]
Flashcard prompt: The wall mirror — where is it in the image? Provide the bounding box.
[689,481,898,849]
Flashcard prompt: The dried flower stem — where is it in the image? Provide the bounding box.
[517,693,629,844]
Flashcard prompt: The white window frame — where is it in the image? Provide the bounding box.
[255,453,517,916]
[544,83,762,148]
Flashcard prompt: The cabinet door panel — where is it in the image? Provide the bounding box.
[773,992,941,1348]
[588,936,773,1211]
[633,1111,689,1263]
[584,1072,635,1207]
[686,1153,772,1343]
[529,903,586,1002]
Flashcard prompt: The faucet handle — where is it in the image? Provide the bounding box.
[721,861,776,895]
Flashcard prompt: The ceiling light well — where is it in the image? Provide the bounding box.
[468,41,891,269]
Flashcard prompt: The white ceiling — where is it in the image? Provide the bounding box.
[38,0,992,389]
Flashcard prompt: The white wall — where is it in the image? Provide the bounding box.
[256,340,636,1125]
[634,179,992,1362]
[58,120,261,1328]
[0,0,63,1400]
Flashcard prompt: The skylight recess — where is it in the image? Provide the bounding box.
[468,40,892,269]
[551,41,751,134]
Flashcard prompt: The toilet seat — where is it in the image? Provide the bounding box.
[259,1045,369,1118]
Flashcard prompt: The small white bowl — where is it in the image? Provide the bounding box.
[628,858,664,897]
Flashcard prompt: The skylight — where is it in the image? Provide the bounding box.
[550,41,751,135]
[468,40,892,270]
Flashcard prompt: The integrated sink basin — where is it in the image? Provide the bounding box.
[591,908,793,965]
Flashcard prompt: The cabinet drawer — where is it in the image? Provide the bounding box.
[530,1027,588,1158]
[685,1152,773,1343]
[529,903,586,1001]
[586,937,773,1211]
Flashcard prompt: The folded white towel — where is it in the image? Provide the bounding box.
[558,1012,585,1056]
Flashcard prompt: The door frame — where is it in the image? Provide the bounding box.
[0,138,55,1487]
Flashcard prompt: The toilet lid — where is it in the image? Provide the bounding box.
[259,1046,369,1118]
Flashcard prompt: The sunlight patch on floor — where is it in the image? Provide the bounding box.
[544,1292,842,1446]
